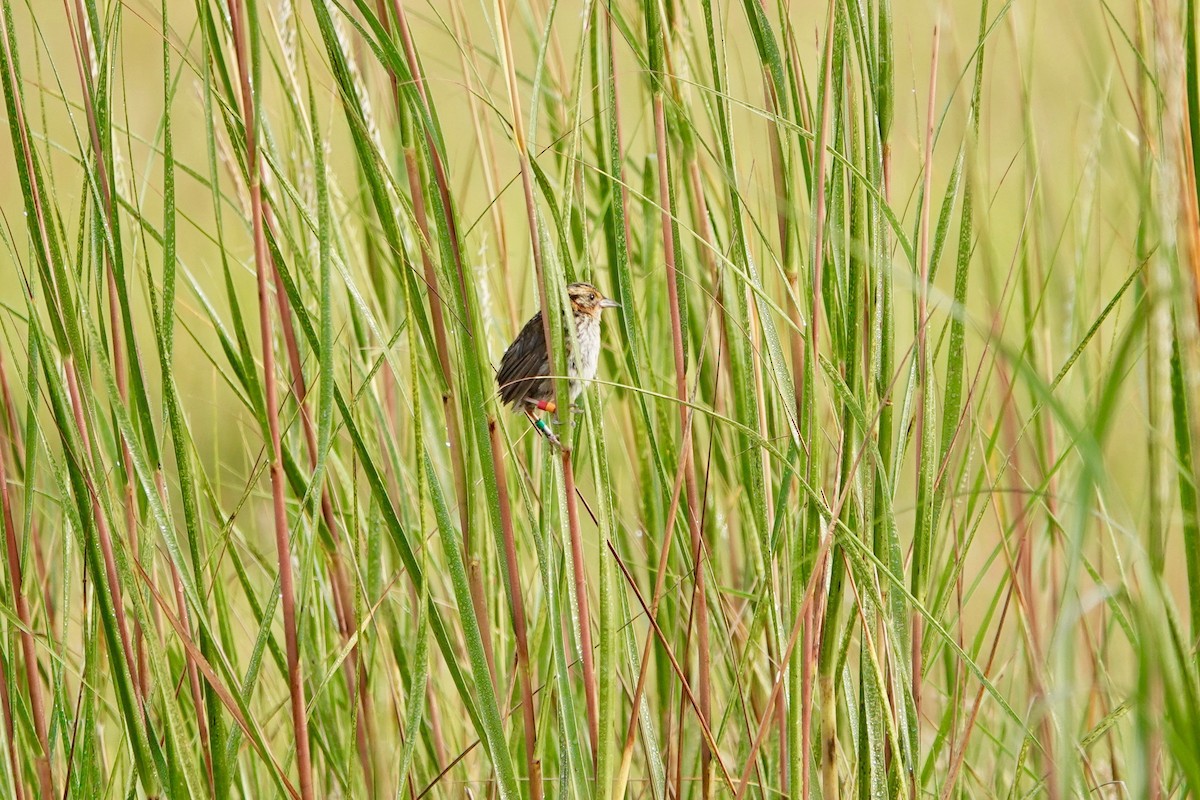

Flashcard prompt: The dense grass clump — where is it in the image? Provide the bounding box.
[0,0,1198,797]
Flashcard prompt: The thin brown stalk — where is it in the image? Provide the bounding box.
[0,16,131,788]
[488,419,542,800]
[131,557,301,799]
[0,395,51,798]
[64,362,139,699]
[225,1,312,796]
[387,33,470,536]
[154,470,213,793]
[494,0,599,762]
[399,146,459,475]
[652,90,711,795]
[262,204,375,794]
[613,421,689,797]
[62,0,150,702]
[0,650,24,800]
[995,365,1056,799]
[388,0,469,307]
[372,3,476,776]
[608,542,733,791]
[397,141,497,685]
[384,0,499,700]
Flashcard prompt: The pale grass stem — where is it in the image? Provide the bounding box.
[912,23,940,751]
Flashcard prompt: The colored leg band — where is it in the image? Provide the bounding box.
[535,399,557,413]
[533,417,552,437]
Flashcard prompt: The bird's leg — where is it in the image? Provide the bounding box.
[533,398,581,422]
[532,398,570,427]
[524,403,562,448]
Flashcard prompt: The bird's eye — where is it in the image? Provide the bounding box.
[589,293,596,302]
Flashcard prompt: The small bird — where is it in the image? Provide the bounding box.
[496,281,619,446]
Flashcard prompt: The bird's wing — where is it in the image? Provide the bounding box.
[496,311,551,405]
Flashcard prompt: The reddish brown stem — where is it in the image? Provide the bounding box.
[488,420,542,800]
[560,448,599,758]
[65,364,139,700]
[63,0,151,704]
[401,133,470,548]
[494,0,599,763]
[0,652,24,800]
[614,422,688,795]
[384,2,496,704]
[155,471,213,793]
[132,558,300,799]
[652,92,710,794]
[0,391,51,798]
[263,206,375,795]
[380,2,509,782]
[609,543,732,790]
[225,1,313,796]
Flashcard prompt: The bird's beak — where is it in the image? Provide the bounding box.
[600,298,621,309]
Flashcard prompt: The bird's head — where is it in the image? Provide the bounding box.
[567,282,620,317]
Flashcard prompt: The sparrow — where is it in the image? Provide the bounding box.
[496,281,619,446]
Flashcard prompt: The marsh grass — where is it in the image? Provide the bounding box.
[0,0,1198,797]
